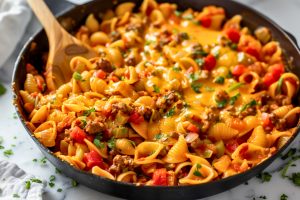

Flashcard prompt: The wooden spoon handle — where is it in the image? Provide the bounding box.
[27,0,66,45]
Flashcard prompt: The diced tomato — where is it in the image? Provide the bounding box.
[225,139,239,153]
[109,75,119,82]
[226,28,241,43]
[128,112,144,124]
[86,135,94,142]
[70,126,86,143]
[83,150,104,169]
[269,63,284,80]
[239,145,250,159]
[95,70,107,79]
[232,64,247,77]
[261,112,274,129]
[263,72,277,87]
[200,16,212,28]
[204,54,216,71]
[186,123,199,133]
[232,163,241,172]
[152,168,168,186]
[285,77,298,88]
[245,46,260,60]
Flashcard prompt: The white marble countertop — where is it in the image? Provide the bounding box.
[1,0,300,199]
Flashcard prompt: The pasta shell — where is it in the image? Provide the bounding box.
[135,96,155,108]
[115,139,135,155]
[90,77,108,94]
[92,166,115,180]
[179,163,215,185]
[174,162,192,175]
[185,153,211,167]
[115,2,135,16]
[24,73,39,93]
[78,71,92,92]
[84,139,108,159]
[130,121,148,139]
[34,121,57,147]
[20,90,35,104]
[208,123,239,141]
[56,83,72,99]
[247,126,268,147]
[238,116,260,137]
[162,135,188,163]
[212,155,231,173]
[140,0,158,16]
[267,129,292,147]
[273,105,293,118]
[150,9,164,26]
[31,105,49,124]
[231,143,270,165]
[62,103,88,113]
[117,171,137,183]
[134,142,164,164]
[283,107,300,128]
[125,66,139,84]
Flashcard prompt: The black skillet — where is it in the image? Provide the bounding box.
[12,0,300,199]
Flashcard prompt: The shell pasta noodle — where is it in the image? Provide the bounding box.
[20,0,300,186]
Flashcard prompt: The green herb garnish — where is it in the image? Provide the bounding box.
[108,137,116,149]
[49,182,55,188]
[189,73,199,81]
[94,138,105,149]
[172,66,181,72]
[193,164,202,177]
[281,148,297,160]
[216,100,227,108]
[191,82,203,93]
[153,85,160,93]
[40,157,47,165]
[180,32,189,40]
[195,58,204,67]
[229,93,240,105]
[280,194,288,200]
[49,175,55,182]
[228,82,244,92]
[0,146,4,149]
[73,72,82,81]
[240,99,257,112]
[291,172,300,186]
[83,107,96,116]
[13,194,20,198]
[214,76,225,84]
[276,76,284,94]
[31,178,42,183]
[72,179,78,187]
[174,10,182,17]
[226,70,233,78]
[0,83,6,95]
[165,107,175,117]
[3,149,13,157]
[57,188,63,192]
[25,181,31,190]
[257,172,272,183]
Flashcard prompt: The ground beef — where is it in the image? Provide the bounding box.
[95,58,114,72]
[125,23,143,34]
[108,155,135,175]
[85,118,105,134]
[125,55,136,66]
[132,105,152,120]
[269,113,287,131]
[238,107,257,119]
[156,91,179,110]
[109,31,121,42]
[215,90,230,103]
[111,102,133,115]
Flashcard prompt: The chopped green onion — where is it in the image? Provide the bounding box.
[174,10,182,17]
[280,194,288,200]
[256,172,272,183]
[57,188,63,192]
[83,107,96,116]
[3,149,13,157]
[172,66,181,72]
[291,172,300,186]
[214,76,225,84]
[182,14,193,20]
[165,107,175,117]
[73,72,82,81]
[25,181,31,190]
[227,82,244,92]
[281,148,297,160]
[191,82,203,93]
[0,83,6,95]
[193,164,202,177]
[276,76,284,94]
[108,137,116,149]
[31,178,42,183]
[240,99,257,112]
[216,100,227,108]
[49,182,55,188]
[49,175,55,182]
[153,85,160,93]
[229,93,241,105]
[195,58,204,67]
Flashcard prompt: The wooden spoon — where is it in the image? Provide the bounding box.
[27,0,97,91]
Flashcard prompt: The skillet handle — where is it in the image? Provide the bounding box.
[44,0,76,15]
[284,30,299,49]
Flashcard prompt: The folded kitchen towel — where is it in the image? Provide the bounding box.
[0,0,31,69]
[0,160,45,200]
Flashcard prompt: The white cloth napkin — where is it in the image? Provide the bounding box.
[0,160,45,200]
[0,0,31,69]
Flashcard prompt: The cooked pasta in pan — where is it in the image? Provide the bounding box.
[20,0,300,186]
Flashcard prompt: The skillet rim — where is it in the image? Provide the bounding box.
[11,0,300,196]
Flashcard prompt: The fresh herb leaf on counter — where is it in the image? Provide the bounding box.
[280,194,288,200]
[49,182,55,188]
[40,157,47,165]
[291,172,300,186]
[30,178,42,183]
[72,179,78,187]
[3,149,13,157]
[0,83,6,95]
[257,172,272,182]
[57,188,63,192]
[49,175,56,182]
[13,194,20,198]
[25,181,31,190]
[281,148,297,160]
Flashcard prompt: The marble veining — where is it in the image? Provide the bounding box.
[1,0,300,199]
